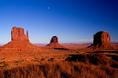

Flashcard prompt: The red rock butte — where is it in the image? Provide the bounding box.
[90,31,112,49]
[11,26,29,42]
[47,36,67,50]
[2,26,39,49]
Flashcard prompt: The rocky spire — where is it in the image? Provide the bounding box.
[26,30,29,38]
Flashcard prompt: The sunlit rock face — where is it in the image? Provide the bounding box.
[93,31,111,49]
[11,27,29,42]
[2,26,39,49]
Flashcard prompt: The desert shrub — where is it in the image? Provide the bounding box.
[40,58,45,61]
[48,58,54,61]
[0,62,117,78]
[87,54,111,65]
[87,54,99,65]
[109,55,118,62]
[110,61,118,68]
[0,61,9,69]
[65,54,87,62]
[65,53,111,66]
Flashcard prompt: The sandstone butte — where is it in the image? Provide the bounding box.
[89,31,112,49]
[46,36,67,50]
[0,27,115,50]
[1,26,39,49]
[0,28,117,78]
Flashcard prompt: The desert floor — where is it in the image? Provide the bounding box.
[0,43,118,78]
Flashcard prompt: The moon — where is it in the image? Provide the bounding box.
[48,6,51,10]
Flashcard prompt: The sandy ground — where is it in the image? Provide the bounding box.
[0,43,117,69]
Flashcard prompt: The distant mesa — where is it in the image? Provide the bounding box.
[0,26,116,50]
[89,31,112,49]
[47,36,68,50]
[50,36,58,44]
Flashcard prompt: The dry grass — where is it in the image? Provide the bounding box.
[0,61,117,78]
[0,43,118,78]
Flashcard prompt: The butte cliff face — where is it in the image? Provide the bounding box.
[11,27,29,42]
[91,31,112,49]
[2,26,38,49]
[47,36,67,50]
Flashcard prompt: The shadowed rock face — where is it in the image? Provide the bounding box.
[11,27,29,42]
[50,36,58,44]
[92,31,111,49]
[47,36,67,50]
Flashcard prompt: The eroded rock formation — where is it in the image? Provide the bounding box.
[50,36,58,44]
[91,31,112,49]
[47,36,67,50]
[11,27,29,42]
[2,26,39,49]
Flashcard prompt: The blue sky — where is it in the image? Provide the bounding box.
[0,0,118,44]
